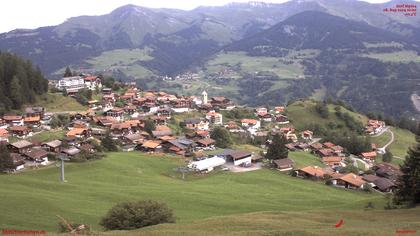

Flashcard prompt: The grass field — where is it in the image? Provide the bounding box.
[204,51,304,79]
[371,127,416,160]
[0,152,387,232]
[34,93,87,112]
[362,50,420,63]
[29,130,66,142]
[288,151,325,168]
[116,208,420,236]
[286,100,367,132]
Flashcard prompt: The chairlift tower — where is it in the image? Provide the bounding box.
[57,155,70,182]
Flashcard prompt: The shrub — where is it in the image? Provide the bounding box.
[100,200,175,230]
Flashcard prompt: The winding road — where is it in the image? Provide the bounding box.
[376,127,395,154]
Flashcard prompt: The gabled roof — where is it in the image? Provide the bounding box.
[299,166,327,177]
[43,140,62,148]
[339,173,366,187]
[10,140,33,149]
[322,156,342,163]
[142,140,161,149]
[23,116,41,122]
[273,158,295,168]
[24,148,48,160]
[0,128,9,137]
[10,126,30,132]
[361,151,377,159]
[196,138,215,146]
[373,177,395,191]
[66,128,87,137]
[62,147,81,156]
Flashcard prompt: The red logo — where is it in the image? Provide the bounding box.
[335,219,344,228]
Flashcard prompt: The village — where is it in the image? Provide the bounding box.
[0,74,399,194]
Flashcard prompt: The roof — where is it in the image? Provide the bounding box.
[373,177,395,191]
[299,166,327,177]
[124,133,143,142]
[339,173,366,187]
[0,128,9,137]
[66,128,87,137]
[361,151,377,159]
[323,142,336,148]
[196,138,215,146]
[362,174,380,183]
[152,130,173,137]
[310,143,323,150]
[43,140,62,148]
[10,140,33,149]
[23,116,41,122]
[62,147,81,156]
[273,158,295,168]
[155,125,171,131]
[206,111,221,117]
[241,119,258,125]
[322,156,342,163]
[10,126,30,132]
[3,115,22,121]
[226,150,252,160]
[142,140,161,149]
[24,148,48,160]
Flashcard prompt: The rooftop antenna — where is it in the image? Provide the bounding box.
[57,155,70,182]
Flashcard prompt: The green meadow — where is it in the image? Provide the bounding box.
[0,152,387,232]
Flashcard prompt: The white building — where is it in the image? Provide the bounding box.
[188,156,226,172]
[206,111,223,125]
[56,76,85,92]
[84,76,102,90]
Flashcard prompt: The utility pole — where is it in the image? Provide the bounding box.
[58,155,70,182]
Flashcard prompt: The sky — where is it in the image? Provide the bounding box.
[0,0,401,33]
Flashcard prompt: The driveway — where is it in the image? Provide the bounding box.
[223,162,262,173]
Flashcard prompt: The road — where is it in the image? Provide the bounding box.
[349,154,370,170]
[376,127,395,154]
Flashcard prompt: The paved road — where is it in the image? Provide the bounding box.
[376,128,395,154]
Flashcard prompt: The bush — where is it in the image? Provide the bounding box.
[100,200,175,230]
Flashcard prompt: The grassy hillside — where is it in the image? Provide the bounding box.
[286,100,367,132]
[0,152,385,232]
[372,127,416,160]
[113,208,420,236]
[34,93,87,112]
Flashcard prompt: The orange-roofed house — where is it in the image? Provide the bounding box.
[322,156,343,167]
[360,151,377,161]
[23,116,41,126]
[296,166,331,179]
[301,130,313,140]
[334,173,366,189]
[10,126,32,138]
[241,119,260,129]
[274,106,285,114]
[66,128,89,138]
[0,128,9,142]
[3,115,24,126]
[141,140,162,152]
[83,75,102,90]
[206,111,223,125]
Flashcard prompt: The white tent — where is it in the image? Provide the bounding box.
[188,157,226,172]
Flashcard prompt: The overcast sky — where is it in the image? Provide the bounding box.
[0,0,406,33]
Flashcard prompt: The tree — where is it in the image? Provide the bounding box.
[9,76,23,109]
[101,132,118,152]
[315,102,329,119]
[0,144,14,172]
[210,127,232,148]
[394,124,420,206]
[382,149,393,163]
[64,66,72,77]
[265,134,288,161]
[100,200,175,230]
[144,120,156,136]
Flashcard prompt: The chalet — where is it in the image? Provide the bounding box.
[61,147,81,158]
[196,138,215,149]
[360,151,377,161]
[3,115,24,126]
[372,163,402,184]
[124,105,137,115]
[150,116,167,125]
[274,106,285,114]
[83,75,102,90]
[258,113,272,122]
[166,139,196,155]
[102,94,116,107]
[225,121,241,132]
[70,112,90,121]
[310,143,323,152]
[184,118,209,131]
[195,130,210,139]
[8,140,33,154]
[142,102,159,113]
[365,119,386,135]
[23,148,49,165]
[0,128,9,142]
[296,166,331,179]
[331,145,344,155]
[255,107,268,114]
[95,116,116,127]
[241,119,260,130]
[110,123,132,136]
[105,108,124,122]
[123,133,144,145]
[275,114,289,124]
[141,140,162,152]
[295,142,310,151]
[206,111,223,125]
[88,100,100,109]
[317,148,335,157]
[91,128,107,137]
[102,88,113,95]
[156,107,172,119]
[322,156,343,168]
[323,142,336,149]
[66,128,89,139]
[10,126,32,138]
[372,177,396,192]
[223,150,252,166]
[273,158,295,171]
[10,153,25,171]
[334,173,366,189]
[285,143,297,151]
[23,116,41,126]
[171,99,191,113]
[42,140,62,153]
[210,96,234,109]
[301,130,313,141]
[25,107,45,119]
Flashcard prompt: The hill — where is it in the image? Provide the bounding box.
[112,208,420,236]
[0,152,386,231]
